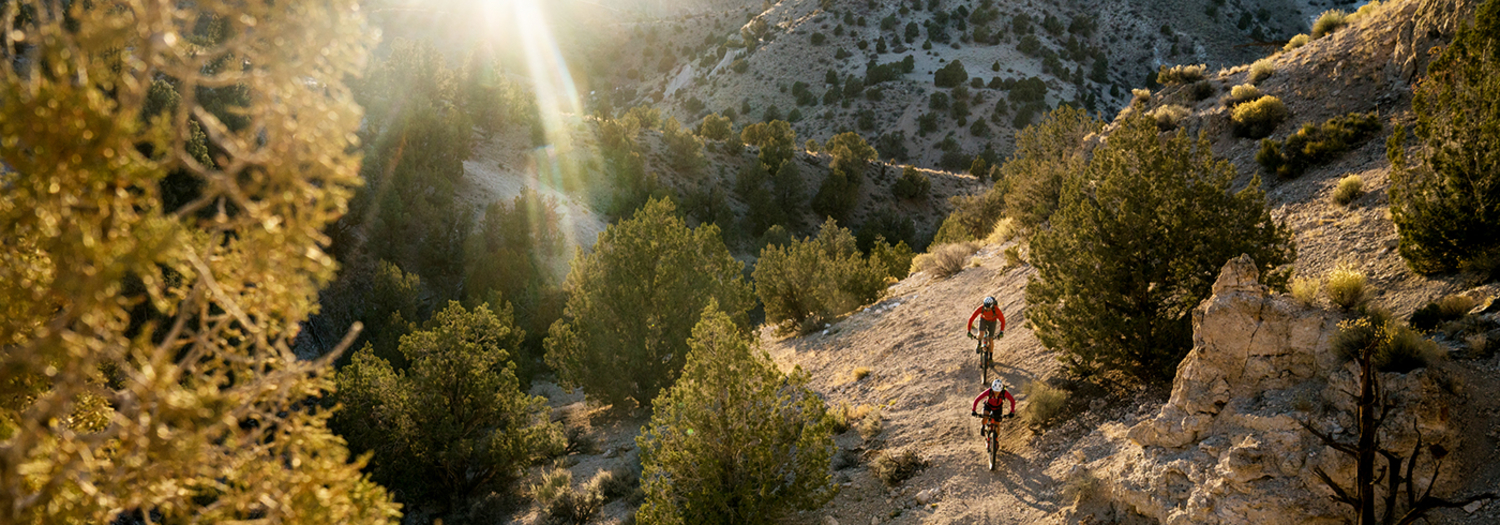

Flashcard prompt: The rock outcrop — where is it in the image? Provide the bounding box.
[1095,255,1458,525]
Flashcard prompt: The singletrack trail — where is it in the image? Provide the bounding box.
[763,241,1126,524]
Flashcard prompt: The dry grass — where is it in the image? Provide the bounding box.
[1325,262,1367,309]
[984,217,1023,245]
[852,366,872,381]
[1003,245,1023,268]
[1290,276,1320,306]
[1149,104,1191,131]
[1226,84,1261,106]
[1131,88,1151,106]
[1231,95,1288,139]
[830,401,876,434]
[1158,64,1207,85]
[1311,10,1349,39]
[871,448,927,486]
[1332,175,1364,206]
[1436,294,1478,318]
[858,409,883,440]
[1249,57,1276,84]
[1021,382,1069,428]
[1284,34,1310,51]
[1061,468,1101,504]
[913,242,979,279]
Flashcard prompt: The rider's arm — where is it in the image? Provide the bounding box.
[998,308,1006,332]
[971,389,991,412]
[1003,389,1016,414]
[966,307,982,332]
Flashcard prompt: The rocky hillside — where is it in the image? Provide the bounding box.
[603,0,1317,169]
[514,0,1500,523]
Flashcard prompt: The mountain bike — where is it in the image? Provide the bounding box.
[968,330,1002,384]
[972,410,1012,471]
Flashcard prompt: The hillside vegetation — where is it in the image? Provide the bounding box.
[7,0,1500,524]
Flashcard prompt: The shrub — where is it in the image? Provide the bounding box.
[1311,9,1348,39]
[1004,246,1024,267]
[1231,95,1288,138]
[871,449,927,486]
[1410,295,1478,331]
[638,306,837,523]
[698,113,732,141]
[914,242,979,278]
[811,32,827,45]
[1249,57,1276,84]
[1021,382,1069,427]
[1332,174,1364,206]
[997,106,1104,230]
[545,199,754,407]
[985,217,1022,245]
[1324,262,1366,309]
[731,58,749,73]
[1290,275,1320,306]
[535,468,605,525]
[893,165,932,199]
[1157,63,1207,85]
[1027,114,1295,381]
[1061,469,1101,504]
[1131,88,1152,106]
[1258,112,1381,178]
[853,366,873,381]
[1190,80,1215,101]
[1389,3,1500,275]
[1283,34,1310,51]
[754,219,890,329]
[1149,104,1190,131]
[594,467,639,501]
[934,59,969,87]
[858,409,884,440]
[1333,316,1441,373]
[337,303,564,504]
[1226,84,1261,106]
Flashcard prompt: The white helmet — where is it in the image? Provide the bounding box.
[983,296,996,308]
[991,379,1004,392]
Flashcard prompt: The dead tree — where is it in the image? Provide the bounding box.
[1301,335,1494,525]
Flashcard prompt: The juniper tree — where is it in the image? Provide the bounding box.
[544,199,754,407]
[334,302,562,506]
[1389,0,1500,276]
[637,305,836,524]
[0,1,400,522]
[753,218,889,329]
[1026,114,1295,381]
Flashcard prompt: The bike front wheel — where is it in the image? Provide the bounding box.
[987,427,998,471]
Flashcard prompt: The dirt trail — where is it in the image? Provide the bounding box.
[762,242,1095,524]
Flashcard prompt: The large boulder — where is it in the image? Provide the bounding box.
[1096,255,1457,525]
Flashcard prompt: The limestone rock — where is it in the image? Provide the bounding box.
[1099,256,1458,525]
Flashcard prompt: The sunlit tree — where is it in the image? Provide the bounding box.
[0,1,399,522]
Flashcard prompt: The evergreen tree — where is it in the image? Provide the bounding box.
[753,219,889,329]
[741,120,798,175]
[1026,114,1295,381]
[334,302,562,505]
[1000,106,1102,230]
[545,199,754,406]
[1389,0,1500,276]
[637,305,836,524]
[813,132,879,221]
[0,1,399,521]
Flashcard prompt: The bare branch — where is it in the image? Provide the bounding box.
[1313,466,1359,508]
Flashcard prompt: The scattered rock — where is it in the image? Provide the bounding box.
[915,488,940,505]
[1465,499,1486,514]
[822,516,839,525]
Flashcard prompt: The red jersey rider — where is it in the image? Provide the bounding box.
[971,379,1016,422]
[966,296,1006,352]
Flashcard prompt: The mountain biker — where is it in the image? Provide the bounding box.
[966,296,1006,352]
[971,379,1016,422]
